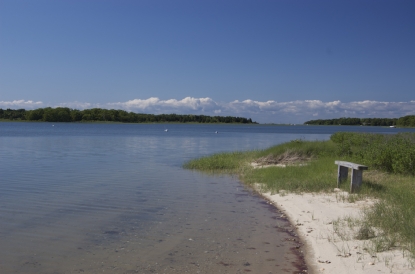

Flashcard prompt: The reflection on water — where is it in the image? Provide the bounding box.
[2,123,413,273]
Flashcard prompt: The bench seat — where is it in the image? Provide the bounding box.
[335,161,368,193]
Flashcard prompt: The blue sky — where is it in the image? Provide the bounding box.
[1,0,414,123]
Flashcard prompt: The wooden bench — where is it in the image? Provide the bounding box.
[335,161,368,193]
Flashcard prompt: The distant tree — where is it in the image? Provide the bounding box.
[71,109,83,121]
[27,108,44,121]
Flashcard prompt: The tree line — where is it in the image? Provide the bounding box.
[0,107,256,124]
[304,116,415,127]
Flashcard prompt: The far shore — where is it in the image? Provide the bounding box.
[0,119,258,125]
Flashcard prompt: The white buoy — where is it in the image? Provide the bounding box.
[164,129,168,132]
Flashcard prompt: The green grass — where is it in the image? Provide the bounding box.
[184,139,341,193]
[243,157,337,192]
[360,172,415,255]
[256,138,337,158]
[183,151,258,172]
[183,134,415,258]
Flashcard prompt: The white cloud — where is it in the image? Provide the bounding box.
[107,97,220,113]
[105,98,415,123]
[57,101,93,109]
[0,100,43,109]
[2,98,415,123]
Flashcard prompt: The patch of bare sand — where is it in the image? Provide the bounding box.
[256,187,414,274]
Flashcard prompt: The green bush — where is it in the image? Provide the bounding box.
[331,132,415,175]
[258,139,337,158]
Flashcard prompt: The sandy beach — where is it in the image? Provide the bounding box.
[257,188,414,274]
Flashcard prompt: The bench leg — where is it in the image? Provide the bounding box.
[337,165,348,187]
[350,169,363,193]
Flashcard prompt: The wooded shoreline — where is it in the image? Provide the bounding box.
[305,116,415,127]
[0,107,256,124]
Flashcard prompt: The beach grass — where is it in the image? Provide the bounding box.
[243,156,337,192]
[183,151,258,172]
[183,133,415,257]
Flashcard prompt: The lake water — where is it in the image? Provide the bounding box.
[1,123,414,274]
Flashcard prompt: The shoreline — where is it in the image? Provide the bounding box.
[256,188,414,274]
[183,133,415,273]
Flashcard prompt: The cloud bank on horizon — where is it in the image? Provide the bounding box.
[1,98,414,124]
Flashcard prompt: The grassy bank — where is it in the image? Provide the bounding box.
[184,133,415,257]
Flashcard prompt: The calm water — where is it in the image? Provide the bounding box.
[1,123,414,274]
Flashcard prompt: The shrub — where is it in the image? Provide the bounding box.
[331,132,415,175]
